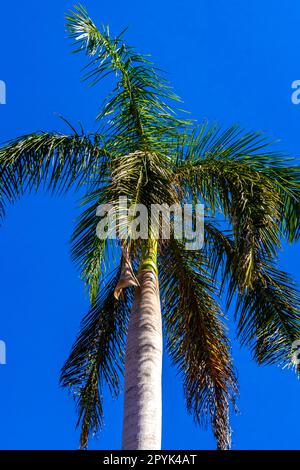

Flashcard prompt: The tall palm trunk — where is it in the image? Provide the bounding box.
[122,241,163,450]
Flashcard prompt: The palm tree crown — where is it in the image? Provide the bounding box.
[0,5,299,450]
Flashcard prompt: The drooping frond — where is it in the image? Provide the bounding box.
[71,188,112,305]
[234,261,300,371]
[175,126,300,373]
[202,218,300,372]
[0,131,111,297]
[60,268,132,449]
[268,165,300,242]
[0,131,109,201]
[202,219,235,282]
[187,170,280,292]
[0,164,21,222]
[176,123,300,244]
[159,239,237,450]
[202,219,300,372]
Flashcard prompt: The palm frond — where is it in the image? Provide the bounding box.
[203,219,235,280]
[71,188,112,305]
[60,268,132,448]
[202,219,300,372]
[176,123,300,244]
[159,239,237,450]
[234,261,300,371]
[0,164,22,222]
[66,5,190,153]
[0,131,109,200]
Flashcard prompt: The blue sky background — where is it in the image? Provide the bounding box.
[0,0,299,450]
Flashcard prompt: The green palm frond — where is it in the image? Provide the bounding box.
[159,239,237,450]
[202,219,235,278]
[234,261,300,371]
[60,268,132,449]
[269,165,300,241]
[202,220,300,371]
[0,131,109,198]
[66,5,190,153]
[71,188,111,305]
[176,124,300,243]
[0,164,22,222]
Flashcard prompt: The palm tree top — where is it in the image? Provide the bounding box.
[0,4,299,450]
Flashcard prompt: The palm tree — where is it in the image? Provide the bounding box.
[0,5,300,451]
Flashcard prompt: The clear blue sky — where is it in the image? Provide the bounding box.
[0,0,299,450]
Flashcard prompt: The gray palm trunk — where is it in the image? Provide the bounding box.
[122,269,163,450]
